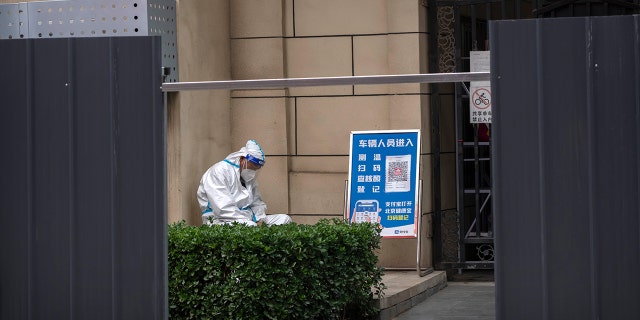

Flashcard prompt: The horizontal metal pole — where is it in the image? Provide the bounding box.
[161,72,490,92]
[436,262,494,270]
[436,0,501,6]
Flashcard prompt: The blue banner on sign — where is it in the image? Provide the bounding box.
[347,130,420,238]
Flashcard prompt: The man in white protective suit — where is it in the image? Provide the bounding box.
[197,140,292,226]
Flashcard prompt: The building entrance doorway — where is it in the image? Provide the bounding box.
[427,0,638,271]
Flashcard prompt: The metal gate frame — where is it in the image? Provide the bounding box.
[427,0,535,271]
[428,0,639,271]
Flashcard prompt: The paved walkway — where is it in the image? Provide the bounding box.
[392,282,495,320]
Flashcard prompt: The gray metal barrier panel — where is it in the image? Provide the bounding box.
[0,0,178,82]
[0,37,166,319]
[491,15,640,320]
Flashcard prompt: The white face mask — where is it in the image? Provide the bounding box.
[241,168,257,181]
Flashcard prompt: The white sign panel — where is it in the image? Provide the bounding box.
[470,51,492,124]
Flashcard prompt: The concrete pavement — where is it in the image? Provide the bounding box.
[376,270,495,320]
[392,282,495,320]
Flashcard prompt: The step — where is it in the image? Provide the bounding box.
[375,270,448,320]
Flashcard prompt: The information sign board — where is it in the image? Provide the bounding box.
[470,51,492,123]
[347,130,421,238]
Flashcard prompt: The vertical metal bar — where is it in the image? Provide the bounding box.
[108,37,118,320]
[487,3,492,45]
[431,85,442,258]
[454,83,464,261]
[416,181,433,276]
[486,0,493,235]
[635,15,640,319]
[636,14,640,276]
[472,5,478,50]
[343,180,349,220]
[162,92,169,320]
[294,97,298,155]
[417,180,423,276]
[501,0,506,19]
[535,20,549,320]
[488,126,493,236]
[454,4,465,267]
[67,38,76,320]
[428,0,443,266]
[517,0,522,19]
[481,0,490,237]
[474,124,481,238]
[26,39,34,320]
[584,18,598,320]
[471,4,480,240]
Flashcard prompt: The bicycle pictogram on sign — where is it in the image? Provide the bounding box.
[472,88,491,109]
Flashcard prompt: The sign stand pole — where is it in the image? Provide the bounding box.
[416,180,421,276]
[346,178,432,276]
[416,180,431,277]
[343,180,349,220]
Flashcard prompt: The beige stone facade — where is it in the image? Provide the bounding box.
[0,0,444,269]
[168,0,434,268]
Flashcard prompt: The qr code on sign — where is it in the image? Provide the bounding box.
[385,155,411,192]
[387,161,408,182]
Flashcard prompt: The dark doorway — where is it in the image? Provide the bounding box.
[428,0,639,272]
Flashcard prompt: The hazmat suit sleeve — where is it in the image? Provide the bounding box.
[247,180,267,222]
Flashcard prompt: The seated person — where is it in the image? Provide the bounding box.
[197,140,292,226]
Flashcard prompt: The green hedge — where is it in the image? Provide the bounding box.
[168,219,385,320]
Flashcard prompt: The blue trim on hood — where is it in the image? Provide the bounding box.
[245,154,264,166]
[223,159,240,168]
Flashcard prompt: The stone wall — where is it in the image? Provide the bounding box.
[225,0,431,268]
[0,0,436,269]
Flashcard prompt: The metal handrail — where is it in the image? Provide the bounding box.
[161,72,490,92]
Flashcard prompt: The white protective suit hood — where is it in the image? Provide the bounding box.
[197,140,267,225]
[225,139,265,167]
